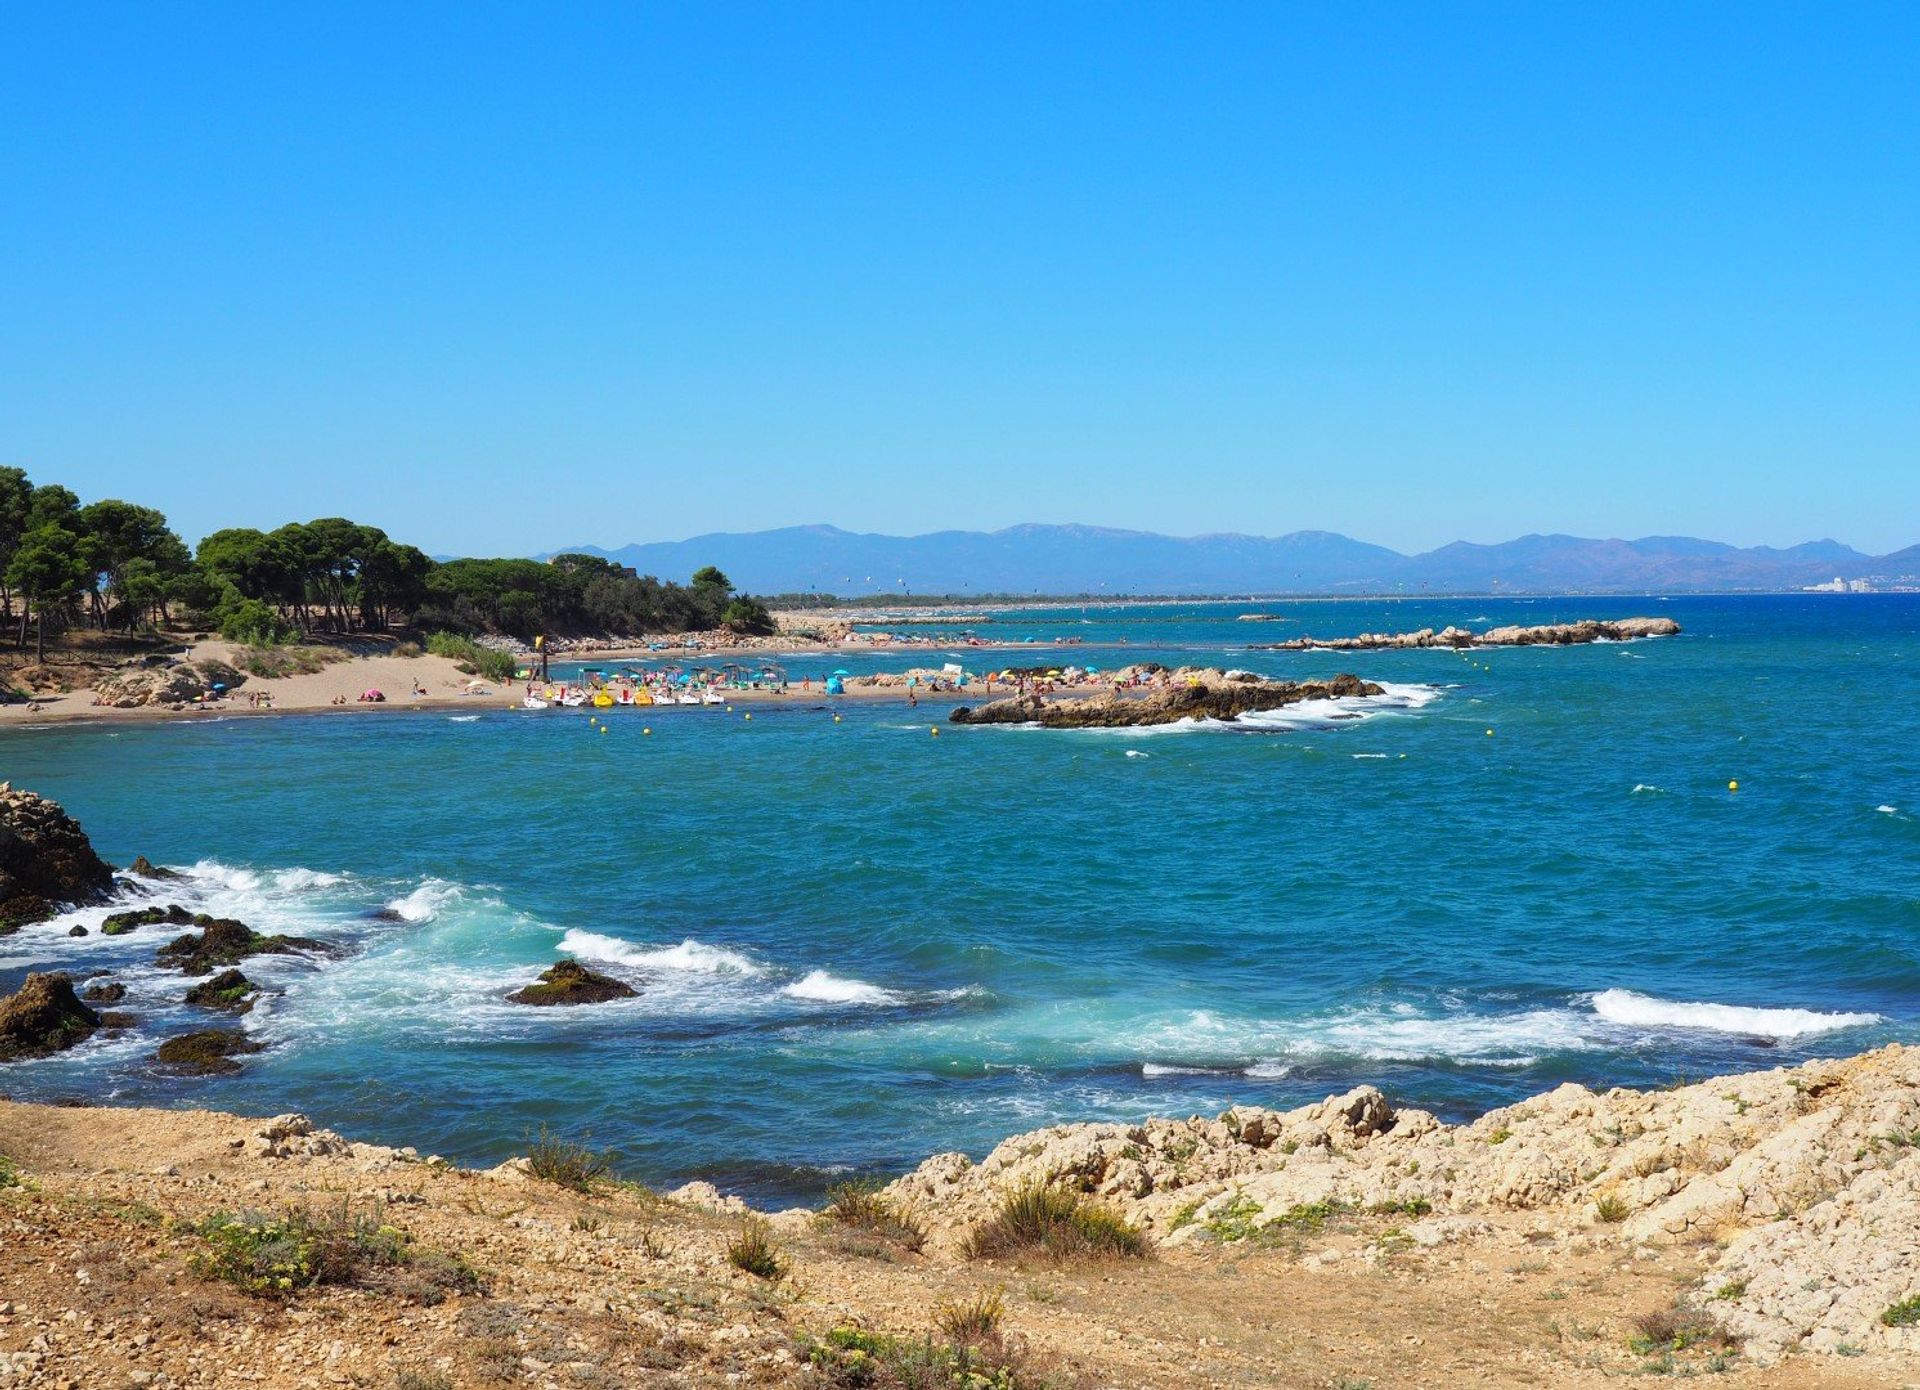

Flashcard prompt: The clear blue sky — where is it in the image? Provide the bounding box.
[3,4,1916,557]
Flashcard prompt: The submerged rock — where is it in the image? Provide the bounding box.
[0,784,116,932]
[0,972,103,1061]
[127,855,180,880]
[81,981,127,1004]
[506,959,639,1006]
[950,671,1383,729]
[183,969,258,1014]
[153,1028,263,1075]
[1254,616,1681,651]
[155,917,321,976]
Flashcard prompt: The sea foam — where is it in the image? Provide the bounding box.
[783,970,902,1005]
[559,929,763,976]
[1591,988,1881,1039]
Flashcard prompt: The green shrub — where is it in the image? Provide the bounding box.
[393,640,423,659]
[725,1217,786,1280]
[963,1181,1150,1261]
[1627,1303,1735,1355]
[1594,1194,1630,1224]
[802,1319,1057,1390]
[934,1288,1004,1343]
[191,1203,481,1303]
[219,599,295,646]
[720,596,776,636]
[822,1179,927,1252]
[0,1155,23,1189]
[424,631,517,682]
[1882,1295,1920,1327]
[524,1125,612,1191]
[394,1372,454,1390]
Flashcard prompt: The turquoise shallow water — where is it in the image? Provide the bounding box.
[3,595,1919,1202]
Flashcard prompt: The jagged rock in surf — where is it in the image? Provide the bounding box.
[0,972,103,1061]
[0,785,116,932]
[507,959,639,1006]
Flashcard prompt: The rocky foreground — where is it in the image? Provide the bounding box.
[1252,616,1681,651]
[4,1052,1919,1388]
[950,669,1384,728]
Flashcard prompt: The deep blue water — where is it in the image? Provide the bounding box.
[3,594,1918,1202]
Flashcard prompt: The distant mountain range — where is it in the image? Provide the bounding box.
[546,524,1920,597]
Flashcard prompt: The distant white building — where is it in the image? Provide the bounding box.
[1804,576,1875,593]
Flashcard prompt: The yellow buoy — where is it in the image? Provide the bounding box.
[600,726,608,735]
[744,713,751,721]
[1728,779,1739,792]
[833,714,841,723]
[930,726,939,736]
[643,727,652,735]
[1485,728,1494,736]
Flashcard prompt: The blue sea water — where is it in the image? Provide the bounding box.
[3,594,1918,1202]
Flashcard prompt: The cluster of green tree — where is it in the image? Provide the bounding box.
[0,467,775,658]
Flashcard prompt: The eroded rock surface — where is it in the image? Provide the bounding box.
[0,784,115,930]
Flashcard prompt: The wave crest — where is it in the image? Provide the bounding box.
[1591,988,1881,1039]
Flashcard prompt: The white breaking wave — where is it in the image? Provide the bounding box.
[386,879,461,923]
[274,867,346,891]
[1631,784,1665,794]
[558,929,763,976]
[1141,1061,1237,1077]
[1242,1061,1294,1079]
[1877,804,1898,815]
[783,970,903,1005]
[1590,988,1881,1039]
[188,859,264,893]
[448,715,481,723]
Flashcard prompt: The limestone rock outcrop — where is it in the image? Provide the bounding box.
[883,1045,1920,1362]
[90,659,245,709]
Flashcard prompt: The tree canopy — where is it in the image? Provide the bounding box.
[0,467,767,652]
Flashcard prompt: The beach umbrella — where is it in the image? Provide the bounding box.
[831,668,852,676]
[211,682,227,691]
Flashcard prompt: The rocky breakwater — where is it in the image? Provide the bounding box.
[949,668,1383,729]
[0,783,116,931]
[886,1044,1920,1362]
[1255,615,1681,651]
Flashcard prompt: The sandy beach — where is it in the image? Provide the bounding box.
[0,638,1003,728]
